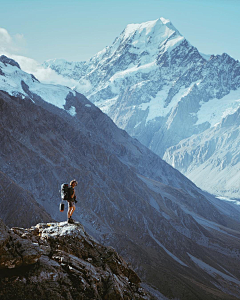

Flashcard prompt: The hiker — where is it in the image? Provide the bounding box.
[67,179,78,224]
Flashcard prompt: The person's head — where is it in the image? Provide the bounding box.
[70,179,78,187]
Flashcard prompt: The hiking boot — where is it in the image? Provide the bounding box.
[70,216,75,222]
[68,218,74,224]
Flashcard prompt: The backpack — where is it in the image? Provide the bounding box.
[61,183,69,200]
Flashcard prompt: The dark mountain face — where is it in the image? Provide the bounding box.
[1,59,240,299]
[0,171,53,228]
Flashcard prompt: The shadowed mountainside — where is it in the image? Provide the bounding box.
[0,171,53,228]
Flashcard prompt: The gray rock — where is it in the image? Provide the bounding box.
[0,219,41,269]
[0,55,21,69]
[0,221,150,300]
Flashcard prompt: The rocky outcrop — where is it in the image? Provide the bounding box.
[0,219,150,300]
[0,55,21,69]
[0,219,41,269]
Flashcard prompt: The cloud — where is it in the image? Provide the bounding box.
[0,27,26,53]
[15,33,24,42]
[75,78,92,94]
[0,28,13,53]
[0,28,12,44]
[0,27,82,91]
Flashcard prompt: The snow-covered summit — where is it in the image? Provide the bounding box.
[43,17,189,97]
[122,17,181,41]
[92,17,184,64]
[120,17,184,56]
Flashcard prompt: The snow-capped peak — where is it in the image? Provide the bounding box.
[159,17,170,24]
[121,17,182,43]
[88,17,185,72]
[123,19,160,38]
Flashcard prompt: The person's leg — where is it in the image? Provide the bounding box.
[67,202,76,223]
[67,205,71,218]
[69,204,75,220]
[67,202,74,221]
[71,205,75,216]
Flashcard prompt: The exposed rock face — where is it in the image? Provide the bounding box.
[43,19,240,199]
[0,55,21,69]
[0,220,150,300]
[0,219,41,270]
[0,171,53,228]
[1,57,240,299]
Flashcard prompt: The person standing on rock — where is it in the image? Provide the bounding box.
[67,180,78,224]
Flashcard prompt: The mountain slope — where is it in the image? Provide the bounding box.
[0,171,53,228]
[1,56,240,299]
[43,19,240,199]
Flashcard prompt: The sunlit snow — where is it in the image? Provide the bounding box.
[67,106,77,116]
[217,197,240,206]
[30,83,75,110]
[195,89,240,127]
[140,82,199,122]
[0,60,76,112]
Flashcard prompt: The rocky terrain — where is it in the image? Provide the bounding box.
[43,18,240,199]
[1,56,240,299]
[0,219,150,300]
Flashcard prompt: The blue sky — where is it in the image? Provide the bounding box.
[0,0,240,63]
